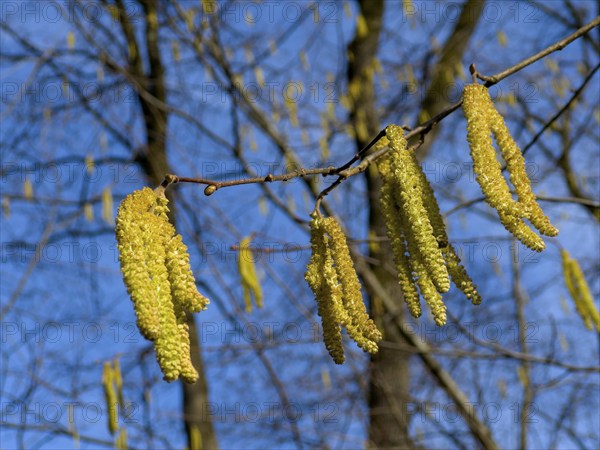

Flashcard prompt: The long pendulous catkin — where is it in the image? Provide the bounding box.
[116,187,208,383]
[305,216,382,363]
[377,125,480,325]
[462,84,558,251]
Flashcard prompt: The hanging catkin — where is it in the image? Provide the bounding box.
[377,125,481,325]
[238,236,263,312]
[387,125,450,294]
[102,362,118,435]
[305,216,382,363]
[305,217,345,364]
[462,84,558,251]
[562,249,599,331]
[116,187,209,383]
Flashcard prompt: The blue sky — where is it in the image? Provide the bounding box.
[1,2,599,449]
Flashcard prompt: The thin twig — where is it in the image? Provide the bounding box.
[477,16,600,85]
[171,166,336,195]
[164,17,600,202]
[522,61,600,155]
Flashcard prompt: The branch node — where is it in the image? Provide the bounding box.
[470,63,494,84]
[162,174,178,188]
[265,173,274,182]
[204,185,218,196]
[469,64,479,83]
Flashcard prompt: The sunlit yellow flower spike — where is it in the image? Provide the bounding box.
[386,124,450,293]
[412,151,481,305]
[305,216,382,363]
[323,217,383,353]
[379,176,422,317]
[238,236,263,312]
[462,84,558,251]
[562,249,600,331]
[174,305,199,384]
[112,359,124,408]
[487,96,558,237]
[167,234,210,313]
[116,188,166,340]
[305,217,345,364]
[154,277,184,382]
[376,125,481,325]
[116,187,209,383]
[102,362,118,435]
[399,209,447,326]
[463,85,524,217]
[115,428,127,450]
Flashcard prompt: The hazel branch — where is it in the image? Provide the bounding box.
[160,17,599,200]
[475,16,600,86]
[345,16,600,182]
[169,166,337,196]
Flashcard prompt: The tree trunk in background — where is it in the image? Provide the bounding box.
[348,1,486,448]
[136,1,485,448]
[346,1,416,448]
[134,1,218,449]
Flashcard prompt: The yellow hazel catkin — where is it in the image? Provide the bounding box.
[175,306,199,384]
[324,217,382,352]
[386,125,450,294]
[102,362,118,435]
[116,188,164,340]
[562,250,600,331]
[112,359,124,408]
[410,149,482,305]
[463,85,525,218]
[166,234,210,313]
[115,428,127,450]
[115,187,209,383]
[305,216,382,363]
[462,84,558,251]
[376,126,480,323]
[376,133,445,323]
[398,207,447,326]
[487,102,558,237]
[377,144,421,316]
[238,236,263,312]
[305,217,345,364]
[379,175,422,317]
